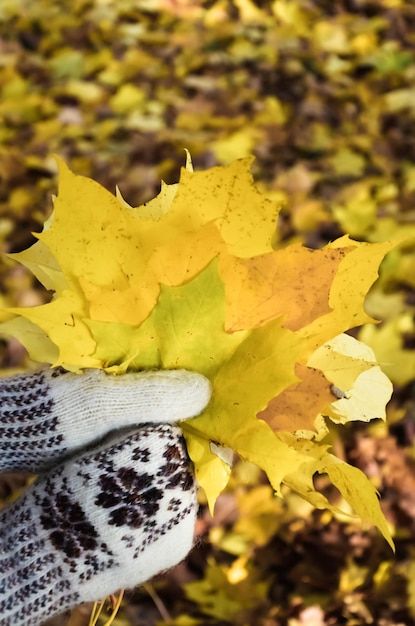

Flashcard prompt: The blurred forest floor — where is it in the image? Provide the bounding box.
[1,0,415,624]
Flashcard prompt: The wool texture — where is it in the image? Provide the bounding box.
[0,367,211,472]
[0,367,210,626]
[0,423,197,626]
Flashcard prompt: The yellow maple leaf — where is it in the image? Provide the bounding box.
[284,450,394,550]
[219,244,350,332]
[309,333,392,424]
[0,157,396,545]
[299,236,397,352]
[257,363,335,432]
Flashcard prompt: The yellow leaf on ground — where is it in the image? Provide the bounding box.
[360,317,415,387]
[115,148,193,219]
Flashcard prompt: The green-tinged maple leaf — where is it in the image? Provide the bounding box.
[144,260,246,375]
[0,156,396,546]
[83,259,313,510]
[85,259,246,375]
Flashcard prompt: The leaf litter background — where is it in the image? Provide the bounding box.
[1,0,415,624]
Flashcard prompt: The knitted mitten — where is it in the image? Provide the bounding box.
[0,423,197,626]
[0,367,211,472]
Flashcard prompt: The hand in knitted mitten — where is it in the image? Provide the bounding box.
[0,423,198,626]
[0,367,211,472]
[0,368,211,626]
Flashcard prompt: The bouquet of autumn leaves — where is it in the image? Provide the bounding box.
[0,154,395,548]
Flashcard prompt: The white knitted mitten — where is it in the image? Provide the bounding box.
[0,368,211,626]
[0,367,211,472]
[0,423,197,626]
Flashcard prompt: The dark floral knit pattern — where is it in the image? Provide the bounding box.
[0,424,197,626]
[0,366,210,626]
